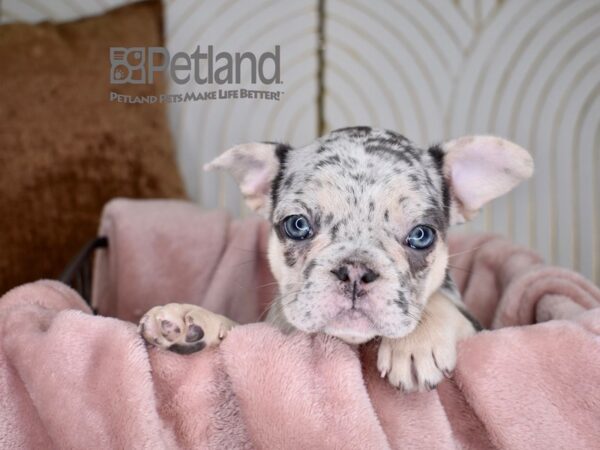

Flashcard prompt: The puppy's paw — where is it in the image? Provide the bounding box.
[377,333,457,393]
[138,303,237,354]
[377,293,477,393]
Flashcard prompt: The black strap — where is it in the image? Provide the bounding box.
[60,236,109,311]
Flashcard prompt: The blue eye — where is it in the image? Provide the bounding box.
[405,225,436,250]
[283,215,313,240]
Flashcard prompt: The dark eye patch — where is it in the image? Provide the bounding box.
[404,240,435,276]
[269,143,294,220]
[427,145,451,223]
[422,207,449,237]
[303,259,317,279]
[284,247,297,267]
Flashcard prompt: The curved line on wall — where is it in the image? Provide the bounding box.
[170,0,238,44]
[328,61,383,129]
[171,0,241,192]
[326,18,426,142]
[325,36,405,135]
[326,89,357,126]
[485,1,573,240]
[264,72,316,139]
[343,0,443,105]
[526,16,600,262]
[502,3,600,252]
[475,0,530,232]
[175,0,311,207]
[18,0,57,20]
[420,0,463,51]
[489,1,571,132]
[218,33,316,150]
[383,0,455,72]
[175,0,286,141]
[61,0,85,15]
[559,61,600,271]
[573,80,600,274]
[222,12,317,212]
[465,0,548,139]
[443,0,534,137]
[174,0,279,142]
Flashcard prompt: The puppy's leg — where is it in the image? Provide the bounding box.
[377,292,477,392]
[138,304,237,354]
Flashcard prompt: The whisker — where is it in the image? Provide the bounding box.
[229,245,270,255]
[257,289,303,322]
[447,264,471,274]
[227,259,261,269]
[254,281,303,290]
[253,281,280,289]
[448,245,483,258]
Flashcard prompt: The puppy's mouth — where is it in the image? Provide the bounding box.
[283,275,420,343]
[322,308,378,344]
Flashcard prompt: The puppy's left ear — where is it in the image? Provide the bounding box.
[437,136,534,223]
[204,142,285,216]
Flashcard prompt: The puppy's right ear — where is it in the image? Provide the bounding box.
[438,136,534,224]
[204,142,286,216]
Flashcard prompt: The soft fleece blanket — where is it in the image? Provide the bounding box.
[1,199,600,449]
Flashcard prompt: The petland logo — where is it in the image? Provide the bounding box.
[109,46,284,104]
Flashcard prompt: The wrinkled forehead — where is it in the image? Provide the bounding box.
[272,128,448,229]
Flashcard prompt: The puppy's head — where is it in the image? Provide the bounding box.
[206,127,533,343]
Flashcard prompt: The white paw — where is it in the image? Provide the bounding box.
[138,303,237,354]
[377,334,457,392]
[377,296,477,392]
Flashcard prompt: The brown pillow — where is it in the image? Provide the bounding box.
[0,1,185,295]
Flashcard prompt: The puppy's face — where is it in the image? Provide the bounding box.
[206,127,533,343]
[268,128,450,343]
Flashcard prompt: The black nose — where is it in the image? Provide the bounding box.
[331,263,379,284]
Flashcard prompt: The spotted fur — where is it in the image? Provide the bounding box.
[150,127,532,392]
[266,127,452,341]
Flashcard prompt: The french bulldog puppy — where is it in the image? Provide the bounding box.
[139,127,533,392]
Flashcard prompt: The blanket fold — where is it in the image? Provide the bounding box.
[92,199,275,324]
[1,199,599,449]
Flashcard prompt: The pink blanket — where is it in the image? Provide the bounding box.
[1,199,600,449]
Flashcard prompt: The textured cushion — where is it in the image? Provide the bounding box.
[0,0,185,295]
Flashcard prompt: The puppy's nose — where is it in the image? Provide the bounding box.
[331,263,379,284]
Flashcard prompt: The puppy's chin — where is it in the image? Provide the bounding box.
[323,327,376,344]
[322,309,378,344]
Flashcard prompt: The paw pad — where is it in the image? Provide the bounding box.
[138,304,237,355]
[169,341,206,355]
[185,324,204,343]
[160,319,181,340]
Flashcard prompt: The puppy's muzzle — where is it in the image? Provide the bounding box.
[330,262,379,284]
[330,261,380,304]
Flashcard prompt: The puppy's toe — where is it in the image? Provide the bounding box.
[377,336,457,393]
[377,337,393,378]
[138,305,183,349]
[412,350,446,391]
[183,309,236,348]
[160,318,183,340]
[431,344,457,378]
[378,338,415,392]
[388,355,415,392]
[138,304,237,355]
[185,323,204,343]
[168,334,206,355]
